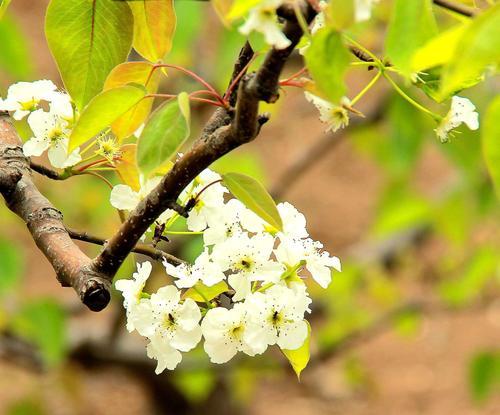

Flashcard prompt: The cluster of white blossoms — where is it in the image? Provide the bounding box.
[435,96,479,143]
[0,80,81,169]
[115,168,341,373]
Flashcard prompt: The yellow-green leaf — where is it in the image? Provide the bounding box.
[115,144,141,192]
[137,92,191,177]
[45,0,133,110]
[183,281,229,302]
[411,24,468,73]
[482,95,500,199]
[227,0,261,20]
[385,0,437,77]
[222,172,283,231]
[0,0,12,19]
[104,62,161,141]
[282,321,311,380]
[129,0,176,62]
[439,4,500,100]
[69,85,146,152]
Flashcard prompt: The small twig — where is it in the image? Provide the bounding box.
[29,161,66,180]
[433,0,477,17]
[67,227,185,266]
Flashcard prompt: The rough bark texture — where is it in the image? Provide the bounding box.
[0,114,111,311]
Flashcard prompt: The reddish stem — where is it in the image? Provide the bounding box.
[223,53,258,104]
[76,158,108,173]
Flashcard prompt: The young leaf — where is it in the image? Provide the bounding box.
[115,144,141,192]
[183,281,229,303]
[282,321,311,380]
[129,0,176,63]
[439,4,500,100]
[482,95,500,199]
[69,85,146,152]
[137,92,191,177]
[45,0,133,110]
[104,62,162,141]
[222,172,283,231]
[385,0,437,77]
[304,28,350,103]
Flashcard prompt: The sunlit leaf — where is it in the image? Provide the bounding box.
[115,144,141,191]
[439,4,500,99]
[227,0,261,20]
[304,28,350,103]
[282,321,311,380]
[222,172,283,231]
[0,14,33,79]
[137,92,191,177]
[482,95,500,199]
[129,0,176,62]
[183,281,229,303]
[104,62,162,141]
[11,299,67,366]
[386,0,437,77]
[0,0,11,19]
[45,0,133,110]
[69,84,146,152]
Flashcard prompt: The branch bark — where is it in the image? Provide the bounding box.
[0,113,111,311]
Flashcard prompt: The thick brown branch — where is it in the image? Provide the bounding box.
[0,114,111,311]
[93,3,318,279]
[67,227,185,266]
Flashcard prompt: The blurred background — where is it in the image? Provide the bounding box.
[0,0,499,414]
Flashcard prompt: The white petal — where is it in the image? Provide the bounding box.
[277,320,308,350]
[23,138,50,157]
[171,326,202,352]
[110,184,141,211]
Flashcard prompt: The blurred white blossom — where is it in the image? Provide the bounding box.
[435,96,479,143]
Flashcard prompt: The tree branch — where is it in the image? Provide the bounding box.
[92,4,318,279]
[0,113,111,311]
[433,0,478,17]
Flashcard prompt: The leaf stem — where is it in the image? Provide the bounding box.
[350,70,382,106]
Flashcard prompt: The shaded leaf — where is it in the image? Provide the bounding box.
[69,84,146,152]
[104,62,162,141]
[115,144,141,191]
[0,14,33,79]
[137,92,190,177]
[129,0,176,62]
[222,172,283,231]
[45,0,133,110]
[469,351,500,402]
[282,321,311,380]
[0,237,24,297]
[482,95,500,199]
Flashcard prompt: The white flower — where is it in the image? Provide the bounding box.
[23,109,81,168]
[435,96,479,143]
[305,92,350,133]
[355,0,379,22]
[201,303,261,363]
[146,335,183,374]
[212,232,284,301]
[0,80,58,120]
[239,0,291,50]
[115,261,152,332]
[165,249,226,288]
[275,237,341,288]
[186,169,227,232]
[202,199,245,245]
[299,1,327,55]
[245,284,311,350]
[49,92,75,122]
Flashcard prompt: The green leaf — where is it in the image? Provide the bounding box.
[227,0,261,20]
[69,84,146,152]
[104,62,162,141]
[385,0,437,77]
[183,281,229,303]
[0,14,33,79]
[222,172,283,231]
[282,321,311,380]
[439,4,500,100]
[304,28,350,103]
[0,0,11,19]
[482,96,500,199]
[469,351,500,402]
[129,0,176,62]
[411,24,468,73]
[137,92,191,177]
[45,0,133,110]
[11,299,67,366]
[0,238,24,297]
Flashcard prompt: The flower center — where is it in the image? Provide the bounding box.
[19,98,38,112]
[48,127,65,144]
[230,324,244,340]
[237,257,254,271]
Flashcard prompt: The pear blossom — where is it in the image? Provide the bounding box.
[305,92,350,133]
[212,232,284,300]
[165,249,226,288]
[275,237,341,288]
[202,199,245,245]
[115,261,152,332]
[239,0,291,50]
[0,80,58,120]
[435,96,479,143]
[201,303,261,363]
[146,335,184,374]
[299,1,327,55]
[186,169,227,232]
[23,109,81,168]
[355,0,379,22]
[245,284,311,350]
[49,92,75,122]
